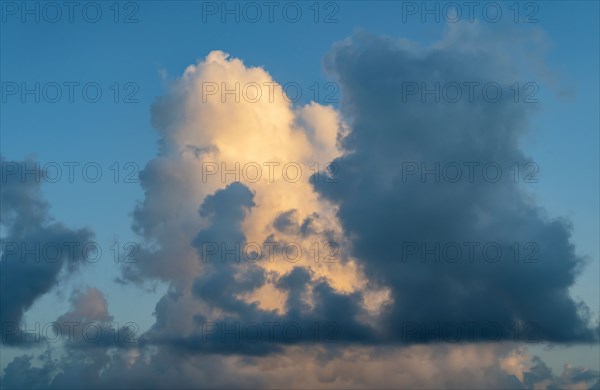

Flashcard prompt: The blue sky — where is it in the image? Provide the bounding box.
[1,1,599,388]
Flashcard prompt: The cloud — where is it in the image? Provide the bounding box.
[2,22,598,389]
[120,49,375,352]
[1,157,94,346]
[2,344,598,389]
[54,287,136,349]
[121,25,597,361]
[313,28,598,343]
[124,50,350,290]
[111,28,597,389]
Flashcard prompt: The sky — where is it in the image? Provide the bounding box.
[1,1,599,388]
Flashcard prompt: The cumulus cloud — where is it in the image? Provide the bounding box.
[107,25,599,384]
[2,21,598,389]
[1,287,138,389]
[313,27,598,343]
[1,157,94,346]
[126,26,597,354]
[2,344,598,389]
[124,50,352,292]
[54,287,136,349]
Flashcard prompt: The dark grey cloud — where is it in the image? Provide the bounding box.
[0,352,56,389]
[2,344,598,389]
[273,209,298,234]
[1,157,94,346]
[523,355,600,390]
[273,209,320,237]
[311,29,598,343]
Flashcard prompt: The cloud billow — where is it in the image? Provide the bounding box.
[1,157,94,346]
[4,24,598,389]
[313,29,598,344]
